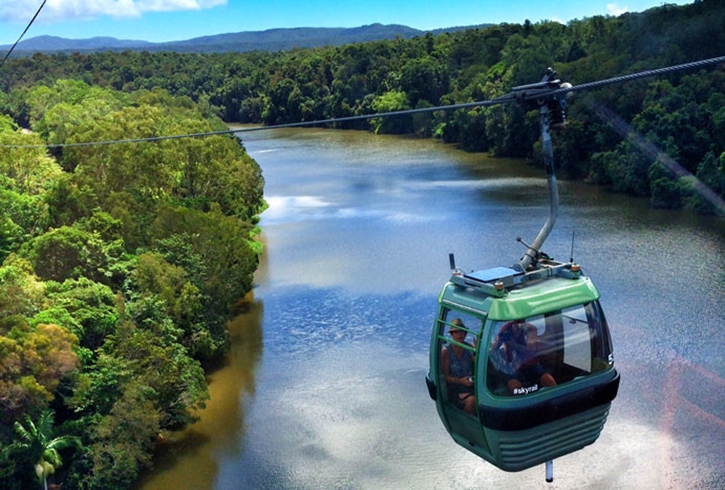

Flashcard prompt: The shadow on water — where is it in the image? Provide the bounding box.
[134,292,264,490]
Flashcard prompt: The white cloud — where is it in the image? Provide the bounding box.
[606,2,629,16]
[0,0,226,23]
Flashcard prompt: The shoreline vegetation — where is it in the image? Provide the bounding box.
[0,86,266,488]
[1,1,724,488]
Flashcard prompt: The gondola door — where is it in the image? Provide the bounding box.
[430,308,492,459]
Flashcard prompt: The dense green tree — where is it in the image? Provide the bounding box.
[400,55,450,106]
[149,205,259,357]
[39,87,265,243]
[0,189,52,262]
[102,320,208,428]
[692,151,725,214]
[126,252,206,355]
[41,278,120,351]
[0,254,47,318]
[0,114,16,131]
[65,350,130,417]
[370,90,412,134]
[0,320,79,423]
[649,161,686,209]
[20,226,124,286]
[0,124,60,260]
[81,384,162,489]
[0,128,62,195]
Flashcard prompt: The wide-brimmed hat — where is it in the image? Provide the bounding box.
[449,318,466,332]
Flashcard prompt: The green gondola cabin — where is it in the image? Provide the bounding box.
[426,70,620,476]
[426,259,620,472]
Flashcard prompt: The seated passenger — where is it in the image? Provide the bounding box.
[491,319,556,395]
[441,318,476,415]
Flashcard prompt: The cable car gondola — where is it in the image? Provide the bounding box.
[425,70,620,478]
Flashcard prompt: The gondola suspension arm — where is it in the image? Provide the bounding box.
[513,68,570,271]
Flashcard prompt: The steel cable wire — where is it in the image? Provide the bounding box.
[0,0,47,69]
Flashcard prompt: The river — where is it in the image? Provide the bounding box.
[137,128,725,489]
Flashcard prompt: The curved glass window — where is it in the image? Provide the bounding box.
[486,302,613,396]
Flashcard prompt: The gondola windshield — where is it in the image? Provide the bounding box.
[486,302,613,397]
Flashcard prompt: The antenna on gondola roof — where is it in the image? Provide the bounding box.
[570,230,576,263]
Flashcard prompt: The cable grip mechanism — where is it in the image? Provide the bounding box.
[512,68,571,128]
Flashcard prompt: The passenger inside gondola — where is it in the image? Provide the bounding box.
[489,318,556,395]
[441,318,477,414]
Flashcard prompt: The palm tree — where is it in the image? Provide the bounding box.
[11,410,79,490]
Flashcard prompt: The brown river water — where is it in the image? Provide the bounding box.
[136,128,725,490]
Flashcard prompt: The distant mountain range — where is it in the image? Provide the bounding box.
[0,23,493,55]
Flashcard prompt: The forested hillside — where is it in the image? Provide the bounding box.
[0,82,265,487]
[0,1,724,488]
[2,1,724,213]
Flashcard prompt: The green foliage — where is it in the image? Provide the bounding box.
[0,322,79,423]
[692,151,725,214]
[650,176,684,209]
[32,87,266,250]
[2,74,264,487]
[0,189,52,261]
[0,254,47,318]
[370,90,412,134]
[30,307,84,347]
[148,205,259,358]
[66,351,131,416]
[20,226,124,286]
[0,212,27,266]
[82,384,162,489]
[0,114,18,132]
[0,129,63,195]
[24,80,127,133]
[590,140,653,197]
[73,209,125,243]
[400,55,450,106]
[42,278,120,351]
[104,322,209,428]
[126,252,207,355]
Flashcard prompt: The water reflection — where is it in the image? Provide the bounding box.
[141,128,725,489]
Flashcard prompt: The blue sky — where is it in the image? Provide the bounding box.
[0,1,693,46]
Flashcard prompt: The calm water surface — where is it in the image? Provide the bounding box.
[138,128,725,489]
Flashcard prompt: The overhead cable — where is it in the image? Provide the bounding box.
[0,0,47,70]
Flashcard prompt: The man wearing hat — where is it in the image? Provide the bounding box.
[440,318,476,415]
